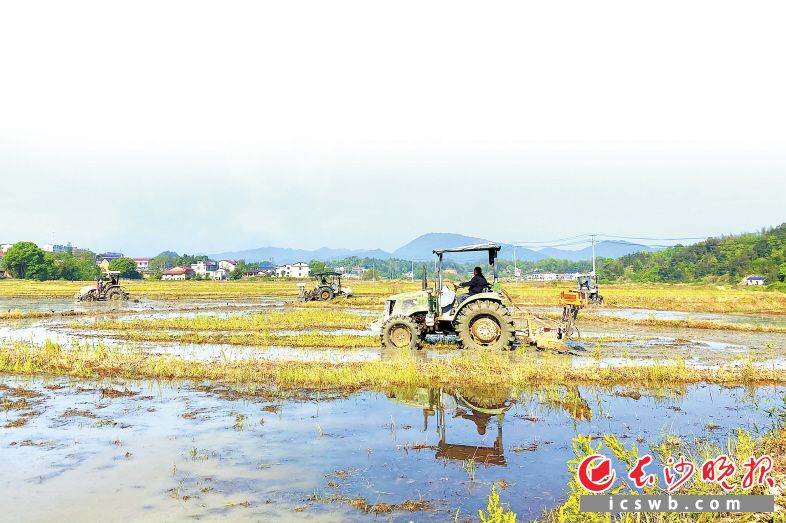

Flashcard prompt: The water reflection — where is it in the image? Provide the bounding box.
[387,386,596,468]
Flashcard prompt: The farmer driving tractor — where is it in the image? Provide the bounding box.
[453,266,489,304]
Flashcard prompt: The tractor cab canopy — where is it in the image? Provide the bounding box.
[432,243,501,286]
[314,271,342,284]
[433,242,500,263]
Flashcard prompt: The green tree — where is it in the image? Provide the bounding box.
[148,254,176,273]
[309,260,327,274]
[1,242,52,280]
[44,250,98,280]
[109,257,141,278]
[230,259,250,279]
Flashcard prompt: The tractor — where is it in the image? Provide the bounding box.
[299,271,353,301]
[76,271,129,302]
[576,273,603,305]
[379,243,516,351]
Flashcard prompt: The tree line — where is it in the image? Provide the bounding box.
[596,223,786,289]
[0,242,141,281]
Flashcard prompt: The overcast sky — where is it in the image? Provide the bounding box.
[1,1,785,256]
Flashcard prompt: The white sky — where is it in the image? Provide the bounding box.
[1,0,785,256]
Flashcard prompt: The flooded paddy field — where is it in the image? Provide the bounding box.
[2,295,786,368]
[1,375,783,522]
[2,284,786,521]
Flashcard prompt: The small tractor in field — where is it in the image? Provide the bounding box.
[576,273,603,305]
[377,243,585,352]
[299,271,353,302]
[76,271,129,302]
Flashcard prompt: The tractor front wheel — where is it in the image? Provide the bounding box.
[106,288,128,301]
[380,315,421,350]
[80,290,98,302]
[454,300,515,351]
[318,287,335,301]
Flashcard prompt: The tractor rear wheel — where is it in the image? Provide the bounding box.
[454,300,515,351]
[380,315,421,350]
[318,287,334,301]
[106,287,127,301]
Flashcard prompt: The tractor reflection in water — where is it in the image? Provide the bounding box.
[299,272,353,302]
[389,387,513,467]
[388,386,593,467]
[76,271,129,302]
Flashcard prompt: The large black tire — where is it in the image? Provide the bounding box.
[79,290,97,302]
[380,315,421,350]
[454,300,515,351]
[318,287,334,301]
[105,287,128,301]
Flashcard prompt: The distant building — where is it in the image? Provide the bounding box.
[96,252,124,271]
[191,260,219,278]
[0,244,12,253]
[351,266,367,277]
[275,262,310,278]
[243,261,276,278]
[42,242,72,253]
[218,260,237,272]
[525,271,581,282]
[132,258,152,272]
[161,266,195,280]
[742,275,766,286]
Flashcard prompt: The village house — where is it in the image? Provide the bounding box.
[96,252,124,272]
[218,260,237,272]
[191,260,219,278]
[275,262,310,278]
[132,258,152,273]
[213,268,230,280]
[161,266,195,280]
[242,262,276,278]
[0,244,12,253]
[742,275,766,286]
[525,271,581,282]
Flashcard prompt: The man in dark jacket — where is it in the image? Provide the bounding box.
[455,266,489,303]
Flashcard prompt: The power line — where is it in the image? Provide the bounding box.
[596,234,708,241]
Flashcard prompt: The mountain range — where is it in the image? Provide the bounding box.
[210,233,664,264]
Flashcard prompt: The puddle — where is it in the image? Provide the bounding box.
[0,376,783,521]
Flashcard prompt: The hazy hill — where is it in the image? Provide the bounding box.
[211,233,659,264]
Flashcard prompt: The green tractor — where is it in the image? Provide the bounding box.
[299,271,353,301]
[379,243,516,351]
[76,271,129,302]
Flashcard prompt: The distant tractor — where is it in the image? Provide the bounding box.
[76,271,129,302]
[299,271,353,302]
[576,274,603,305]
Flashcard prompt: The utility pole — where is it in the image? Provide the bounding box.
[513,246,517,281]
[411,258,414,281]
[591,234,597,276]
[372,263,375,281]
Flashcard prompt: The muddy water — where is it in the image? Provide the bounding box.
[0,375,783,522]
